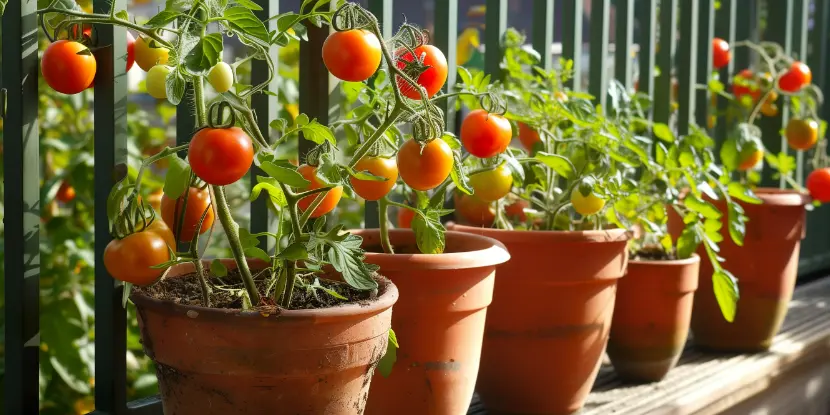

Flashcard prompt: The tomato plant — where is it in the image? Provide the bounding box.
[41,40,96,94]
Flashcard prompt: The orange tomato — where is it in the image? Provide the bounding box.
[297,164,344,218]
[350,156,398,201]
[397,138,454,191]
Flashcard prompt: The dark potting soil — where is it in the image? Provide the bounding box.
[134,267,377,311]
[630,244,677,261]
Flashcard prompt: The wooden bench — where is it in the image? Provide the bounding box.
[468,277,830,414]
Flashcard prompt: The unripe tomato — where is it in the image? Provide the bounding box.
[554,91,568,102]
[712,37,731,69]
[807,168,830,203]
[322,30,382,82]
[397,207,415,228]
[134,36,170,72]
[145,218,177,252]
[296,164,344,218]
[470,164,513,202]
[56,182,76,203]
[146,65,171,99]
[461,109,512,158]
[454,193,495,227]
[786,119,819,151]
[737,149,764,171]
[778,61,812,93]
[397,138,454,191]
[518,122,541,152]
[188,127,254,185]
[350,156,398,201]
[103,231,170,285]
[396,45,449,99]
[570,188,605,216]
[42,40,96,95]
[208,62,234,93]
[126,31,136,71]
[732,69,760,103]
[505,199,528,222]
[161,187,215,242]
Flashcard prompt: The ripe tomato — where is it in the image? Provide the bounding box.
[397,138,454,191]
[712,38,731,69]
[454,193,495,227]
[737,149,764,171]
[505,199,528,222]
[147,189,163,212]
[126,31,136,71]
[104,231,170,285]
[134,36,170,72]
[189,127,254,186]
[397,207,415,228]
[570,188,606,216]
[322,30,382,82]
[70,23,92,39]
[732,69,761,103]
[41,40,96,94]
[461,109,512,158]
[56,182,76,203]
[208,62,234,93]
[161,187,215,242]
[518,122,541,152]
[807,168,830,203]
[786,119,819,151]
[396,45,449,100]
[778,61,811,93]
[296,164,344,218]
[145,218,176,252]
[470,164,513,202]
[146,65,170,99]
[350,156,398,201]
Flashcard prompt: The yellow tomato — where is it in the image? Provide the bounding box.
[470,164,513,202]
[134,36,170,72]
[570,188,606,216]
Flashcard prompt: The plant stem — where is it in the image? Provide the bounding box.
[348,109,402,168]
[212,185,261,305]
[39,10,174,48]
[281,261,297,308]
[747,88,773,125]
[378,196,394,254]
[193,77,208,127]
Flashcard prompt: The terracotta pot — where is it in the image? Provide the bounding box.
[355,229,510,415]
[449,225,630,415]
[607,255,700,382]
[668,188,809,352]
[131,259,398,415]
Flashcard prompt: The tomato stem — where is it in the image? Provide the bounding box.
[212,185,261,305]
[190,205,213,307]
[193,77,208,127]
[378,196,395,254]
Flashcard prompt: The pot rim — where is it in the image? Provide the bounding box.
[447,223,632,244]
[629,253,700,266]
[750,187,812,206]
[352,228,511,270]
[130,259,399,320]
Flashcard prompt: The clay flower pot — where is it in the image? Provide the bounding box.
[355,229,510,415]
[450,225,630,414]
[607,255,700,382]
[130,259,398,415]
[669,188,809,352]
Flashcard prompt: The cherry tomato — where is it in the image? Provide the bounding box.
[70,23,92,40]
[712,38,731,69]
[518,122,541,152]
[470,164,513,202]
[732,69,761,103]
[461,109,512,158]
[104,231,170,285]
[570,188,606,216]
[397,207,415,228]
[807,168,830,203]
[147,189,164,212]
[126,31,136,71]
[786,119,819,151]
[454,193,495,227]
[145,218,177,252]
[505,199,528,222]
[161,187,215,242]
[56,182,76,203]
[146,65,170,99]
[778,61,812,93]
[41,40,96,95]
[554,91,568,102]
[208,62,234,93]
[296,164,344,218]
[322,30,382,82]
[396,45,449,100]
[397,138,454,191]
[737,149,764,171]
[350,156,398,201]
[188,127,254,186]
[134,36,170,72]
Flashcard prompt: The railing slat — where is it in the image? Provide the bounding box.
[434,0,459,130]
[792,0,809,184]
[561,0,583,90]
[636,0,657,113]
[589,0,610,108]
[484,0,507,79]
[653,0,678,125]
[614,0,634,90]
[808,0,829,92]
[676,0,700,136]
[298,20,330,158]
[2,0,41,412]
[714,0,737,147]
[733,0,759,73]
[532,0,554,71]
[694,0,715,131]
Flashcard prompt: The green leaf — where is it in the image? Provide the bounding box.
[210,259,228,277]
[276,242,309,261]
[244,246,271,262]
[145,10,183,27]
[450,153,473,195]
[233,0,262,10]
[346,165,388,181]
[324,234,378,290]
[224,6,270,44]
[713,269,739,322]
[165,69,187,105]
[684,194,722,220]
[163,157,191,199]
[727,182,762,204]
[726,201,747,246]
[655,142,668,165]
[343,124,359,146]
[377,328,398,377]
[535,152,576,179]
[184,33,224,75]
[50,356,91,394]
[260,162,310,187]
[251,176,288,207]
[411,212,446,254]
[237,228,261,249]
[653,123,674,143]
[676,227,701,259]
[300,120,336,145]
[441,132,462,150]
[115,10,129,20]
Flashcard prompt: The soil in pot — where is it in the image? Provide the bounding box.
[606,249,699,383]
[354,229,510,415]
[131,260,398,415]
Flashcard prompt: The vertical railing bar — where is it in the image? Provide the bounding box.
[694,0,714,130]
[484,0,507,79]
[733,0,758,72]
[298,20,330,159]
[676,0,699,136]
[614,0,634,90]
[93,0,129,411]
[2,0,40,412]
[561,0,583,90]
[792,0,809,185]
[807,0,829,91]
[636,0,658,117]
[715,0,737,149]
[434,0,459,129]
[589,0,610,109]
[653,0,678,125]
[532,0,555,71]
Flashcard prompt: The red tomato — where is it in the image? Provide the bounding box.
[505,199,528,222]
[732,69,761,103]
[297,164,344,218]
[103,231,170,285]
[145,218,177,252]
[807,168,830,203]
[41,40,97,94]
[126,31,136,71]
[712,38,731,69]
[56,182,76,203]
[397,138,454,191]
[518,122,541,152]
[188,127,254,186]
[161,187,215,243]
[778,61,812,93]
[322,30,382,82]
[350,156,398,201]
[397,207,415,228]
[396,45,449,100]
[454,193,495,227]
[461,109,513,158]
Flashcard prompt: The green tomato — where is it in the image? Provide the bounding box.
[146,65,171,99]
[208,62,234,93]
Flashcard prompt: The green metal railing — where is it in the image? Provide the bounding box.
[2,0,830,413]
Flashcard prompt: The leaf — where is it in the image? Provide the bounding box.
[713,269,739,322]
[210,259,228,277]
[276,242,309,261]
[411,212,446,254]
[184,33,224,75]
[676,227,702,259]
[441,132,462,149]
[727,182,762,204]
[535,152,576,179]
[224,6,270,44]
[325,234,378,290]
[233,0,262,10]
[259,162,311,187]
[244,246,271,262]
[300,120,336,145]
[145,10,183,27]
[450,153,472,195]
[653,123,674,143]
[50,356,91,394]
[684,194,722,220]
[377,328,398,377]
[165,69,187,106]
[115,10,129,20]
[726,201,747,246]
[163,157,191,199]
[251,176,288,207]
[346,165,388,182]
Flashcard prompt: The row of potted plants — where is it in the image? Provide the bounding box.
[35,1,826,414]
